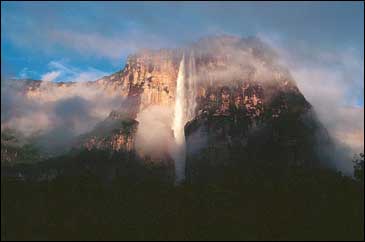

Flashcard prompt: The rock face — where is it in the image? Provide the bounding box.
[93,49,182,117]
[80,111,138,152]
[184,82,328,183]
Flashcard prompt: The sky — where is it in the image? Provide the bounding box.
[1,2,364,103]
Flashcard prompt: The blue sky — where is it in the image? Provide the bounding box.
[1,1,364,106]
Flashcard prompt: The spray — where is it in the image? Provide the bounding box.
[187,51,197,121]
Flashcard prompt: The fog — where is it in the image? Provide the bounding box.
[134,105,175,159]
[1,78,124,154]
[190,36,287,86]
[257,34,364,174]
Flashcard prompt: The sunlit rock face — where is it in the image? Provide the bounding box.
[127,50,181,111]
[94,49,182,117]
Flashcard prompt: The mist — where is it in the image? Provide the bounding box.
[257,34,364,174]
[1,78,124,154]
[134,105,175,160]
[190,36,285,86]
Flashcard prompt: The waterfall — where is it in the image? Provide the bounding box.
[187,51,197,121]
[172,52,197,184]
[172,55,186,183]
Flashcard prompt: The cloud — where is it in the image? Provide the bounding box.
[1,62,124,154]
[5,16,171,61]
[69,68,108,83]
[259,33,364,172]
[41,60,108,83]
[18,67,29,79]
[17,67,38,80]
[331,107,364,152]
[288,51,364,157]
[190,35,287,84]
[41,71,61,82]
[134,105,175,159]
[49,30,136,60]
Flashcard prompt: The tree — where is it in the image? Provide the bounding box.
[353,153,364,183]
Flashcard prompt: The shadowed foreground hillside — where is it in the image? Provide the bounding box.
[2,152,364,240]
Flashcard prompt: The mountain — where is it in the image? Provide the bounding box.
[1,35,335,183]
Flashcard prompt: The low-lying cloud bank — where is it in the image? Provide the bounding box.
[1,74,124,154]
[258,34,364,174]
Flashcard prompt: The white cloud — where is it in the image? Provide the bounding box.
[135,105,175,159]
[18,67,29,79]
[287,52,364,156]
[49,30,133,60]
[41,71,61,82]
[64,68,107,83]
[48,60,76,74]
[40,60,108,83]
[6,21,170,61]
[2,66,124,153]
[259,33,364,173]
[17,67,38,80]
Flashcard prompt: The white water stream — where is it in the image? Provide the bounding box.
[172,52,197,183]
